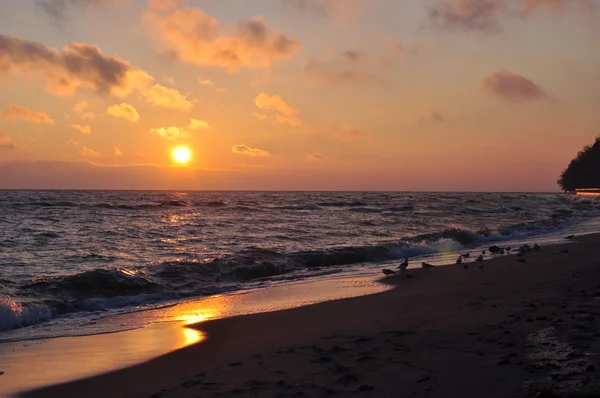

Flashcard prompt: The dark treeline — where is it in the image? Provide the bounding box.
[558,137,600,191]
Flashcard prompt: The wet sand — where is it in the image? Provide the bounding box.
[22,234,600,398]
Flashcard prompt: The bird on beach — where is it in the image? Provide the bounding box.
[382,268,396,276]
[397,258,409,272]
[476,254,484,270]
[533,243,540,252]
[565,235,575,240]
[482,250,486,255]
[456,256,463,265]
[461,253,470,258]
[421,262,433,270]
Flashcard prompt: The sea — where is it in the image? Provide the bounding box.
[1,191,600,342]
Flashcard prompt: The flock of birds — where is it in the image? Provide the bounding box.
[382,242,549,277]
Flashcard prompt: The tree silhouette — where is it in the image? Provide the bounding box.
[558,137,600,191]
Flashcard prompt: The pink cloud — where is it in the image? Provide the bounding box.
[145,4,300,71]
[1,104,55,125]
[482,69,548,102]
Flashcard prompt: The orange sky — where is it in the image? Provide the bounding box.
[0,0,598,190]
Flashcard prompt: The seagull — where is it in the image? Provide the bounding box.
[533,243,540,252]
[482,250,486,255]
[382,268,396,276]
[456,256,463,265]
[476,254,484,270]
[397,258,409,272]
[421,262,433,270]
[461,253,470,258]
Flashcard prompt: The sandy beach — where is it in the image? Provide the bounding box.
[20,234,600,398]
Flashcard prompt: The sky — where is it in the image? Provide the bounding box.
[0,0,598,191]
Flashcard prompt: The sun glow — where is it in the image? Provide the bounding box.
[172,146,192,164]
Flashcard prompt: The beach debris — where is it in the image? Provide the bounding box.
[489,245,502,254]
[396,258,409,272]
[534,243,541,252]
[560,248,569,254]
[461,253,470,258]
[382,268,396,276]
[421,262,433,270]
[456,256,462,265]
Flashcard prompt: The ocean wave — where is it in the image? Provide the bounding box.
[316,201,368,207]
[282,204,322,211]
[194,200,227,207]
[0,296,54,332]
[23,269,162,303]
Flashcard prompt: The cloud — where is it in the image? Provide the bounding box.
[141,84,193,111]
[343,50,366,65]
[306,153,325,161]
[0,34,153,97]
[71,124,91,134]
[253,113,268,120]
[198,79,214,86]
[286,0,365,25]
[1,104,55,125]
[114,147,123,156]
[188,119,210,130]
[254,93,303,127]
[150,126,188,140]
[73,101,89,112]
[144,4,300,71]
[482,69,548,102]
[0,132,15,151]
[429,0,506,33]
[255,93,298,116]
[305,58,382,84]
[80,112,95,120]
[107,103,140,122]
[37,0,124,21]
[80,146,100,156]
[232,144,271,157]
[150,118,208,140]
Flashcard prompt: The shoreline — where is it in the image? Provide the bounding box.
[20,233,600,398]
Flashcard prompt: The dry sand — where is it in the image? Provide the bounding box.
[21,234,600,398]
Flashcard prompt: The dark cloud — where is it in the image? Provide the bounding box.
[343,50,366,65]
[482,69,548,102]
[37,0,123,21]
[0,34,151,96]
[429,0,506,33]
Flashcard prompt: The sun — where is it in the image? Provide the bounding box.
[172,146,192,164]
